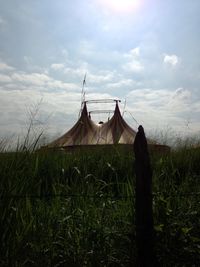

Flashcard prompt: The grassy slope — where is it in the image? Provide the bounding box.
[0,147,200,266]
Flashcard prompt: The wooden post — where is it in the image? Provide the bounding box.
[133,125,156,267]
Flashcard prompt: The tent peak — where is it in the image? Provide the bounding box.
[80,102,88,118]
[114,101,122,116]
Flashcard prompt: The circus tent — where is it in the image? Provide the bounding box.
[45,101,170,153]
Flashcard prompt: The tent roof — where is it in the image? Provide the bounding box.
[47,102,154,148]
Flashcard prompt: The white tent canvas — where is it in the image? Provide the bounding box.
[46,102,170,153]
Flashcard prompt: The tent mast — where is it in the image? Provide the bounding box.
[122,98,127,117]
[79,73,87,118]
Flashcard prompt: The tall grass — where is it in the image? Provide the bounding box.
[0,142,200,266]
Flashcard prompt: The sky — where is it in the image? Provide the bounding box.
[0,0,200,142]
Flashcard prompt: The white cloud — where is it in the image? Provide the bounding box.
[47,80,78,91]
[167,88,191,112]
[123,61,144,73]
[89,71,114,84]
[106,79,135,89]
[0,55,199,140]
[51,63,65,70]
[130,47,140,57]
[124,88,197,134]
[0,74,12,83]
[0,87,82,137]
[12,72,51,85]
[122,47,144,73]
[126,88,191,113]
[0,62,15,71]
[2,60,113,94]
[173,87,191,100]
[63,65,115,85]
[124,47,140,59]
[64,67,86,77]
[0,87,116,139]
[193,101,200,112]
[163,54,179,67]
[0,61,116,137]
[5,71,79,91]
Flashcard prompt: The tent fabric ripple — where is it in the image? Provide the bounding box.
[47,102,138,148]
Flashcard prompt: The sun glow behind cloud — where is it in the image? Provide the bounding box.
[98,0,141,13]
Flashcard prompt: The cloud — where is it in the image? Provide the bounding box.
[129,47,140,57]
[12,72,51,85]
[106,79,135,89]
[168,88,191,112]
[89,71,114,84]
[0,62,15,71]
[63,67,86,77]
[173,87,191,100]
[124,47,140,60]
[122,47,144,73]
[124,87,199,134]
[0,87,115,139]
[51,63,65,70]
[0,39,199,141]
[0,60,116,138]
[126,88,191,114]
[0,69,79,92]
[63,64,115,85]
[0,86,82,137]
[123,61,144,73]
[163,54,179,67]
[0,74,12,83]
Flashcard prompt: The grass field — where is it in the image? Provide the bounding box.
[0,144,200,266]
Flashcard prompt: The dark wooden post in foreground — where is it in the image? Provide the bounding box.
[133,125,156,267]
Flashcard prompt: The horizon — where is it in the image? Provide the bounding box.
[1,99,200,151]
